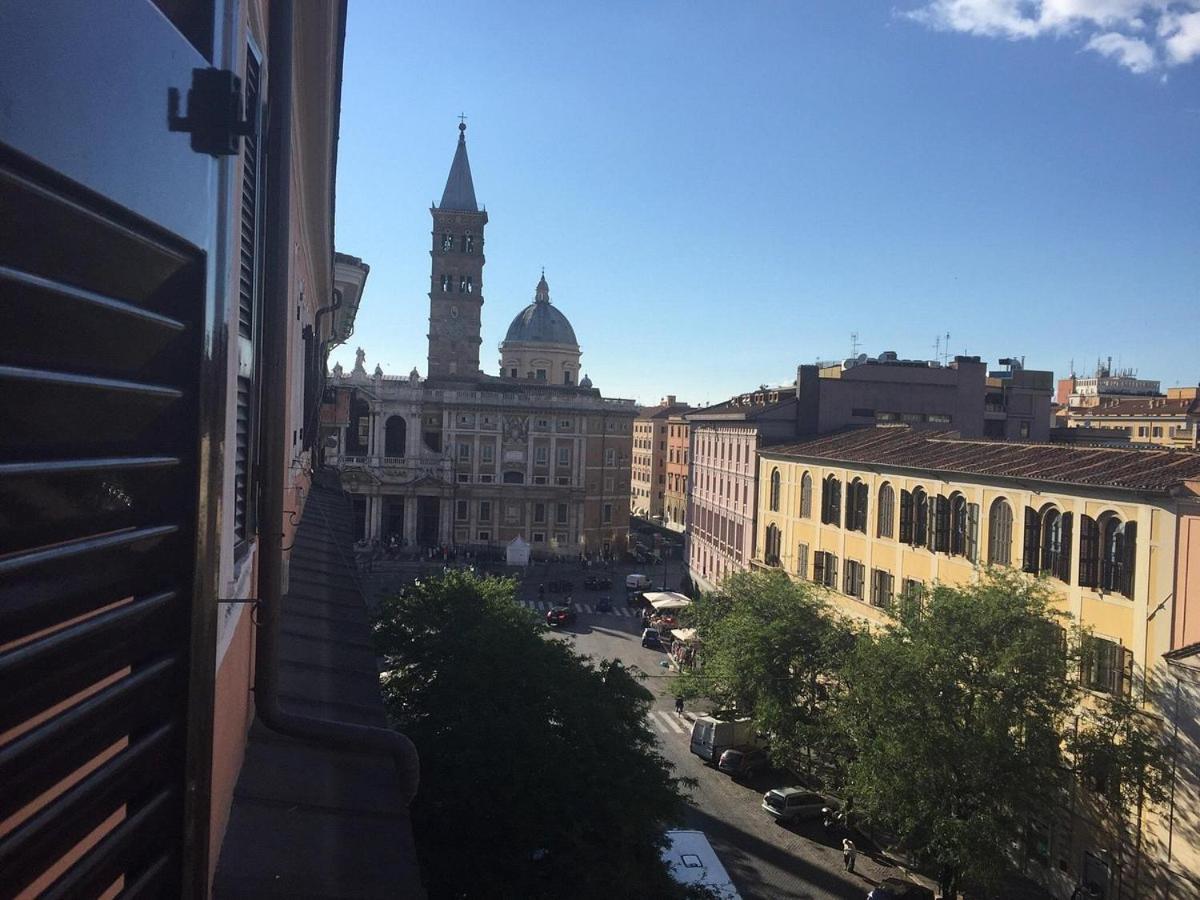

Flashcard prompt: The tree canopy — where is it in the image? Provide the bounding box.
[373,570,694,899]
[674,570,852,779]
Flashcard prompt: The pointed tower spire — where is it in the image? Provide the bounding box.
[439,120,478,212]
[535,271,550,304]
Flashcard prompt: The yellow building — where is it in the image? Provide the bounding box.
[1065,388,1199,449]
[755,426,1200,900]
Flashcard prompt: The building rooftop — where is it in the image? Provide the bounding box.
[687,389,796,421]
[1073,396,1198,418]
[762,426,1200,494]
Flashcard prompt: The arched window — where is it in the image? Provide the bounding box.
[1030,506,1072,583]
[384,416,406,458]
[1102,517,1136,598]
[877,483,894,538]
[800,471,813,519]
[765,523,781,566]
[847,478,868,533]
[821,474,842,526]
[769,468,781,512]
[949,493,967,556]
[988,499,1013,565]
[912,487,929,547]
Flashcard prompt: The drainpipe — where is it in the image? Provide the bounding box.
[256,0,418,804]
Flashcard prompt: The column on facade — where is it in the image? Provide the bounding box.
[367,494,383,541]
[438,496,452,545]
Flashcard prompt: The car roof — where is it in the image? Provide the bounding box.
[769,786,818,797]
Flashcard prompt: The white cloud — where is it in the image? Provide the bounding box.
[1085,30,1157,71]
[904,0,1200,73]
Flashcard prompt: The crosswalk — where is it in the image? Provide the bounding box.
[518,599,640,617]
[647,709,689,736]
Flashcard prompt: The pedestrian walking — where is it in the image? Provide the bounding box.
[842,838,856,873]
[674,696,684,715]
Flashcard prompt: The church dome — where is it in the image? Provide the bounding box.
[503,274,578,346]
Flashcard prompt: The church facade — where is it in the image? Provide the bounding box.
[322,123,635,557]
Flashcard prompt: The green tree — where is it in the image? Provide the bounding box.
[674,570,852,779]
[834,570,1078,898]
[374,570,693,899]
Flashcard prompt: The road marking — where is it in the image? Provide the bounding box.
[652,710,687,734]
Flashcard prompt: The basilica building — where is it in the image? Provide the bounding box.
[322,123,635,557]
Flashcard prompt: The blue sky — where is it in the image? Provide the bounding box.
[331,1,1200,406]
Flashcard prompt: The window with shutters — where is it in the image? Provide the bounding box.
[912,487,929,547]
[234,43,264,554]
[949,493,967,555]
[1081,635,1132,698]
[796,542,809,580]
[764,523,781,566]
[871,568,894,611]
[965,502,980,562]
[1079,515,1100,587]
[988,498,1014,565]
[933,494,951,553]
[769,467,780,512]
[899,489,914,544]
[799,471,813,518]
[843,559,864,599]
[821,474,842,526]
[847,479,868,533]
[877,483,894,538]
[899,578,925,621]
[1038,508,1072,583]
[1101,518,1136,598]
[1022,506,1041,573]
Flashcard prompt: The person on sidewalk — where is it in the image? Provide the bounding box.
[842,838,857,873]
[674,696,684,715]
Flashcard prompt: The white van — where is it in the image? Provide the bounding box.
[625,573,651,590]
[661,830,741,899]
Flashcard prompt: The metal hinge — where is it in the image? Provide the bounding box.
[168,67,256,157]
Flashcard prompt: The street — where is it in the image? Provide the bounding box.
[515,564,920,900]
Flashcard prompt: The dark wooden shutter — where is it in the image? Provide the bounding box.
[966,502,979,562]
[1023,507,1040,573]
[828,555,838,590]
[1121,522,1137,598]
[813,552,825,585]
[1078,515,1098,588]
[234,44,263,549]
[899,490,913,544]
[1056,513,1073,583]
[934,495,950,552]
[1119,646,1134,699]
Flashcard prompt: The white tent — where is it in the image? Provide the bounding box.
[671,628,700,643]
[505,535,531,567]
[646,591,692,612]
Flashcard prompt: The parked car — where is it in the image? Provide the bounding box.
[641,627,662,649]
[546,606,575,627]
[595,596,613,613]
[761,787,827,823]
[718,747,769,780]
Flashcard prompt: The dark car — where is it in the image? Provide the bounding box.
[641,627,662,649]
[595,596,613,613]
[718,747,769,780]
[583,575,600,590]
[546,606,575,627]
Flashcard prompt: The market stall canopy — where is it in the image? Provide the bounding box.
[646,592,692,611]
[671,628,700,643]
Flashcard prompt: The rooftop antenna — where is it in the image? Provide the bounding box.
[944,332,951,365]
[850,331,860,357]
[934,333,941,363]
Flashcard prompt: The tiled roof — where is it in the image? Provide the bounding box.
[762,426,1200,494]
[639,402,694,420]
[1074,397,1197,418]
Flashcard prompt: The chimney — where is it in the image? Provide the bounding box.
[664,395,676,405]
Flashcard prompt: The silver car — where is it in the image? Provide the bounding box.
[761,787,826,822]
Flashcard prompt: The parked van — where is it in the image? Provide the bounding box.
[661,830,741,899]
[625,573,651,591]
[689,716,762,764]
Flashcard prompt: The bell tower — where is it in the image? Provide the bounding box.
[427,120,487,380]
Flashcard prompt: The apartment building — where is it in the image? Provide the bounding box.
[756,426,1200,900]
[631,395,693,523]
[1065,388,1199,449]
[665,410,691,532]
[0,4,421,896]
[685,354,1054,592]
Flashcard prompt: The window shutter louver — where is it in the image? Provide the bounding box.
[1121,522,1137,598]
[966,502,979,562]
[1079,516,1098,587]
[899,490,913,544]
[1023,507,1040,573]
[1057,513,1073,583]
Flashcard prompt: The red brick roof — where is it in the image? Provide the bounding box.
[762,426,1200,494]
